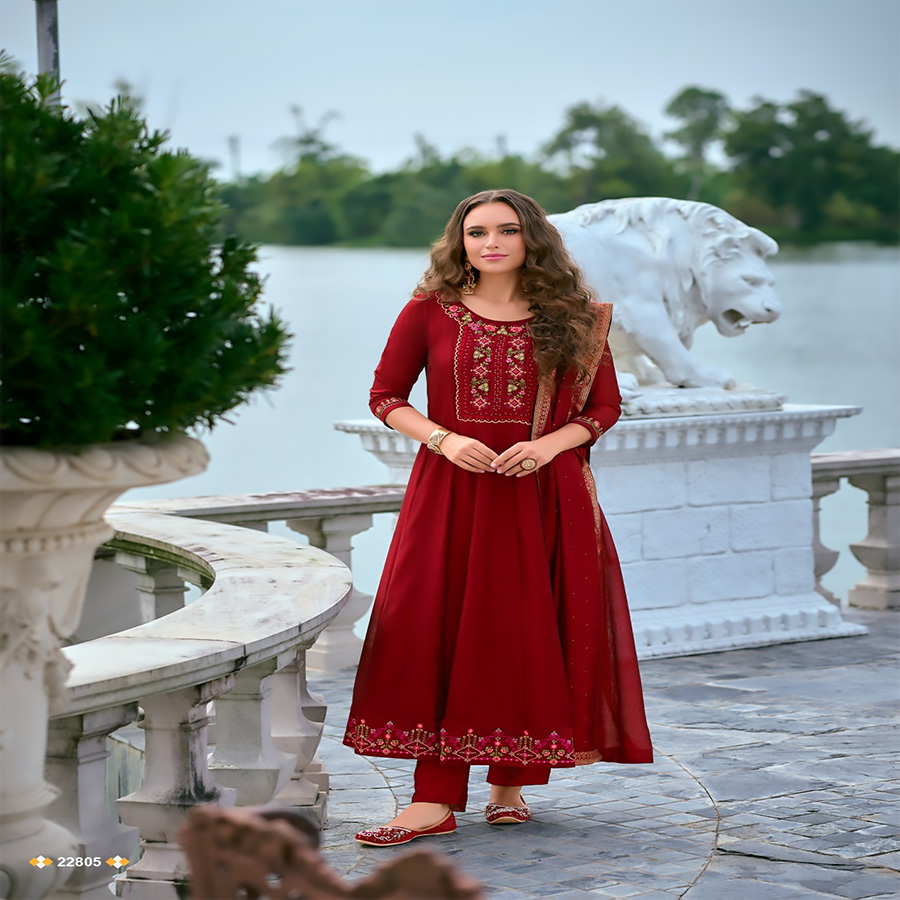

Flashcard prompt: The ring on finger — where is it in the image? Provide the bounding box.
[521,458,537,471]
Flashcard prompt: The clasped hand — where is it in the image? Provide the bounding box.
[440,434,555,477]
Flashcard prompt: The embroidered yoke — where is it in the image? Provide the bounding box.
[344,292,652,768]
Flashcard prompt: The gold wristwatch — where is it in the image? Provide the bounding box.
[426,428,452,455]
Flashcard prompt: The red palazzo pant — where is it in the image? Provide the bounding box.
[412,758,552,812]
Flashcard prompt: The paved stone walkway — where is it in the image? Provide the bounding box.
[314,609,899,899]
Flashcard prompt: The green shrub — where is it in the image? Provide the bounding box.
[0,67,291,448]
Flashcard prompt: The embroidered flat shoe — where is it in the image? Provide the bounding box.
[355,811,456,846]
[485,795,531,824]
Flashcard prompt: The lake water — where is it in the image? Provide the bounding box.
[128,242,900,606]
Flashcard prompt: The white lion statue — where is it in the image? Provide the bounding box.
[549,198,781,389]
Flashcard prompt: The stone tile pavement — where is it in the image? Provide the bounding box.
[313,609,899,899]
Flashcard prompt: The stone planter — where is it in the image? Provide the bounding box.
[0,435,208,900]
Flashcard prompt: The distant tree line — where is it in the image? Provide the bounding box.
[219,87,899,247]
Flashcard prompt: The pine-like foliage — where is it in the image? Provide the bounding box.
[1,68,291,448]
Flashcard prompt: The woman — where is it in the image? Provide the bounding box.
[345,189,652,847]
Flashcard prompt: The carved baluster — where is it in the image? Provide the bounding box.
[115,680,236,899]
[286,514,373,672]
[113,554,188,622]
[811,473,842,605]
[298,666,330,795]
[848,473,900,610]
[207,658,296,806]
[44,705,139,898]
[269,648,328,824]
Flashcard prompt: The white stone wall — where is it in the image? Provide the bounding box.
[598,454,814,607]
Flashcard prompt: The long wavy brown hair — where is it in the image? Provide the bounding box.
[416,189,600,382]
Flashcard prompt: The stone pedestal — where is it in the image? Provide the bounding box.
[336,404,866,658]
[593,404,867,655]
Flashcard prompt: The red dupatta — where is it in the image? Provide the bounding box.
[530,302,653,764]
[531,302,614,445]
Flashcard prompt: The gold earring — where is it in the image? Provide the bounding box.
[461,260,476,295]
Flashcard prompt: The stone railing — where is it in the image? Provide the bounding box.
[122,487,405,673]
[811,448,900,610]
[48,507,350,899]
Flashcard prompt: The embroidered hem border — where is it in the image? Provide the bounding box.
[343,717,604,766]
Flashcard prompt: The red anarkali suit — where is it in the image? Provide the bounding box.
[343,292,652,769]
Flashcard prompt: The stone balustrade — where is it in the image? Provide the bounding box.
[122,487,405,673]
[811,449,900,610]
[48,508,350,899]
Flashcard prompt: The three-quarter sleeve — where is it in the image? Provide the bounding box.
[569,343,622,445]
[369,298,428,427]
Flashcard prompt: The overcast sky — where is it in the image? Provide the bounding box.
[3,0,898,178]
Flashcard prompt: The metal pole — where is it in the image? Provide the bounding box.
[228,135,242,182]
[35,0,61,103]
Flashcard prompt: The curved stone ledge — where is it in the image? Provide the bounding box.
[59,509,352,717]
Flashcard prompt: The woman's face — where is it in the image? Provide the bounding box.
[462,202,527,275]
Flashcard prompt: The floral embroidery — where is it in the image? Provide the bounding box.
[344,716,577,765]
[373,396,410,422]
[346,718,438,757]
[440,302,537,424]
[571,415,604,443]
[440,727,574,765]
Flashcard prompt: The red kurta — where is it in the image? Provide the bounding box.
[343,292,652,768]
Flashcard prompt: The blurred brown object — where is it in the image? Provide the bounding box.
[178,805,485,899]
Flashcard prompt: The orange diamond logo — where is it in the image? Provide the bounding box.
[106,856,130,869]
[29,856,53,868]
